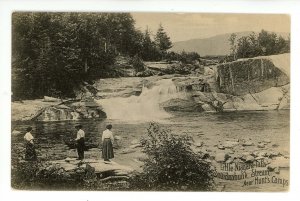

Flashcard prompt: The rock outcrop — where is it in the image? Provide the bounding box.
[167,54,290,112]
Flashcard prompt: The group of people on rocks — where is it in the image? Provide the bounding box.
[23,124,115,163]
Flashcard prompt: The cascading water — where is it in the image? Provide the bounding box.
[96,79,186,121]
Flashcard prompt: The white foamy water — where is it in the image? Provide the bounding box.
[96,79,186,121]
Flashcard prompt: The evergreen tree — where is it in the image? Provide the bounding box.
[154,24,172,58]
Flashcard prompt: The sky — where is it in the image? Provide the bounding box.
[131,13,290,42]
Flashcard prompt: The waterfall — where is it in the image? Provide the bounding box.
[96,79,185,121]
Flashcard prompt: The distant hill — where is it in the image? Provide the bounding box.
[171,31,289,56]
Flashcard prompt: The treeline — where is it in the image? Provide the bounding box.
[12,12,173,100]
[229,30,290,60]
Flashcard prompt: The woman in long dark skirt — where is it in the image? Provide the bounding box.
[102,124,114,162]
[24,127,37,161]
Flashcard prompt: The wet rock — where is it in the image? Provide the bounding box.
[242,140,254,146]
[56,104,71,109]
[161,98,204,112]
[223,141,239,148]
[263,139,271,143]
[217,144,225,150]
[88,160,134,175]
[129,144,142,149]
[253,151,268,158]
[135,153,148,162]
[268,151,281,158]
[194,142,203,147]
[115,136,122,140]
[240,152,252,161]
[257,143,265,148]
[215,153,230,162]
[12,130,21,135]
[120,148,136,154]
[226,158,234,164]
[130,139,139,145]
[245,155,255,162]
[43,96,61,102]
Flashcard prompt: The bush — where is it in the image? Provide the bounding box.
[130,55,145,73]
[129,122,214,191]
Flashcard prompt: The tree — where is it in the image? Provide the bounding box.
[236,36,252,59]
[258,29,277,55]
[229,33,237,60]
[139,27,161,61]
[155,24,172,58]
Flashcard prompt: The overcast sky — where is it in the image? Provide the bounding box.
[131,13,290,42]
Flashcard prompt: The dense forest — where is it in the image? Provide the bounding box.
[12,12,174,100]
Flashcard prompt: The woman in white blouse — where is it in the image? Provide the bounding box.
[102,124,114,162]
[24,126,37,161]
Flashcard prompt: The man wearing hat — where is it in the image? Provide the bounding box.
[75,125,85,160]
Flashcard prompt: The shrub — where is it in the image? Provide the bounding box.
[130,55,145,73]
[129,122,214,191]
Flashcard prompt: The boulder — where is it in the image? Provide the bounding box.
[245,155,255,163]
[263,139,271,144]
[257,143,265,148]
[193,142,203,147]
[130,139,139,145]
[268,151,281,158]
[215,152,229,162]
[43,96,61,102]
[161,98,204,112]
[217,144,225,150]
[86,160,134,175]
[12,130,21,135]
[223,141,239,148]
[242,140,254,146]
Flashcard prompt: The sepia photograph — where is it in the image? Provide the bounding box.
[10,12,290,192]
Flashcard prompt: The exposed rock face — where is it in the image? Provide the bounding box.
[216,56,289,96]
[12,98,105,122]
[34,100,107,121]
[35,106,80,121]
[171,54,290,112]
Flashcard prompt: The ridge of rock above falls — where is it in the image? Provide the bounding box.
[165,53,290,112]
[216,53,289,96]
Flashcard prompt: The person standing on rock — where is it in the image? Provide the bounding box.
[75,125,85,160]
[24,126,37,161]
[102,124,114,162]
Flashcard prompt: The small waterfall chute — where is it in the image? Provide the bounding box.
[96,79,186,121]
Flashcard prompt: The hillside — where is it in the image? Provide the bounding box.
[171,31,289,56]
